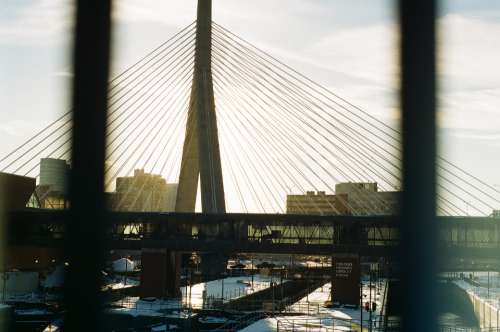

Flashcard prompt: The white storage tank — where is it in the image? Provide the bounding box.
[39,158,69,194]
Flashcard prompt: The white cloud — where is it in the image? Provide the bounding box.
[438,14,500,131]
[306,23,399,85]
[439,14,500,88]
[0,119,48,138]
[0,0,73,45]
[112,0,195,27]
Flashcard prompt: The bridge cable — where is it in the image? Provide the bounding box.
[211,24,496,215]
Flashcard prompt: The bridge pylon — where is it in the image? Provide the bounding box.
[177,0,227,279]
[140,0,227,297]
[176,0,225,213]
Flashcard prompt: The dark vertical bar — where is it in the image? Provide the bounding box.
[65,0,111,331]
[399,1,438,331]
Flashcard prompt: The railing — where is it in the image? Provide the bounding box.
[285,301,323,315]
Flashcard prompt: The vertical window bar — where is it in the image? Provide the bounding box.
[399,1,438,331]
[64,1,112,331]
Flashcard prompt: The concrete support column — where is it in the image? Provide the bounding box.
[140,249,180,298]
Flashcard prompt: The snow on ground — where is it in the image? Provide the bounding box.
[238,317,277,332]
[454,272,500,310]
[239,316,354,332]
[102,275,140,291]
[112,258,137,273]
[181,274,284,309]
[106,297,188,318]
[242,279,388,332]
[43,263,139,291]
[289,281,386,325]
[228,258,330,270]
[107,274,281,317]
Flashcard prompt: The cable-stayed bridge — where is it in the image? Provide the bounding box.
[1,19,499,216]
[2,0,500,294]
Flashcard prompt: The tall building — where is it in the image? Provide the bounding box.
[335,182,399,215]
[286,184,399,216]
[112,169,177,212]
[286,191,349,215]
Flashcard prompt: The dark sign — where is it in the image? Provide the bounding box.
[332,255,360,306]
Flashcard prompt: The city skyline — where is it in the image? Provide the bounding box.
[1,0,500,208]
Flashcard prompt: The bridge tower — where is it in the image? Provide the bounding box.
[140,0,226,298]
[175,0,227,277]
[176,0,226,214]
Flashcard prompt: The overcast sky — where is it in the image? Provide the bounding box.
[1,0,500,190]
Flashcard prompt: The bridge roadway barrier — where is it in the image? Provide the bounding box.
[468,291,500,330]
[454,277,500,330]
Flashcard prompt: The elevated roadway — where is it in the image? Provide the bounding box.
[8,210,500,264]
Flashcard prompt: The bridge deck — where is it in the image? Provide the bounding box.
[8,210,500,260]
